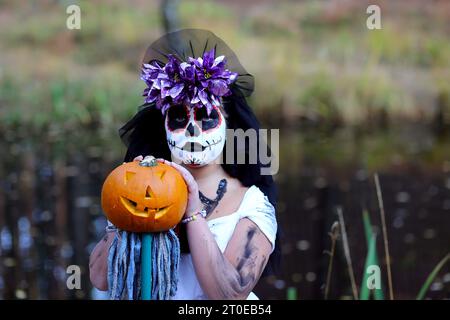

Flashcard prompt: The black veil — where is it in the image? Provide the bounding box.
[119,29,281,277]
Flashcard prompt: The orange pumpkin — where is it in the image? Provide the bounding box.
[101,157,188,233]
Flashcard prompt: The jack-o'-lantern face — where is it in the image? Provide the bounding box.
[101,158,188,233]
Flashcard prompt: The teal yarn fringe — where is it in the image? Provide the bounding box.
[107,229,180,300]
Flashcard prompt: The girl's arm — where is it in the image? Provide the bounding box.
[188,216,272,299]
[89,232,114,291]
[161,159,272,300]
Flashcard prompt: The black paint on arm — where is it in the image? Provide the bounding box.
[202,219,272,299]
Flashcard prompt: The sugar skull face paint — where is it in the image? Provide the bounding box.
[165,104,226,166]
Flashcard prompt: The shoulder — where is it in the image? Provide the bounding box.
[240,185,275,215]
[238,185,277,252]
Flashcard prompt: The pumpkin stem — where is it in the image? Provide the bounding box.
[139,156,158,167]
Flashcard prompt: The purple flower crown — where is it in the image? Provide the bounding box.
[140,48,238,114]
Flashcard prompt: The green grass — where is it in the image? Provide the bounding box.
[416,253,450,300]
[360,210,384,300]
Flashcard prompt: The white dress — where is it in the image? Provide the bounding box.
[171,185,277,300]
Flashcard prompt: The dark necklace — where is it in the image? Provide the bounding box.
[199,179,227,217]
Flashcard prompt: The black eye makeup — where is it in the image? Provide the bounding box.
[195,106,220,131]
[166,104,189,131]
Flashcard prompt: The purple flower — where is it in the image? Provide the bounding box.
[141,48,238,114]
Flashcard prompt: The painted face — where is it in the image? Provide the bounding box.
[165,104,226,167]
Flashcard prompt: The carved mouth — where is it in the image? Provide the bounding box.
[120,197,171,218]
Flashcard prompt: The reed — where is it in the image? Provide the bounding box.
[374,173,394,300]
[324,221,340,300]
[336,207,359,299]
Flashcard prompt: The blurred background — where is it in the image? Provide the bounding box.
[0,0,449,300]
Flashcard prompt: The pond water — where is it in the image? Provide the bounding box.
[0,122,449,299]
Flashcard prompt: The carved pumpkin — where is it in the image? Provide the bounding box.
[101,157,188,233]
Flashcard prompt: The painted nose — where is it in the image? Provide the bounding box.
[186,122,200,137]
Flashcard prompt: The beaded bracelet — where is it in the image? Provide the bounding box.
[181,209,207,224]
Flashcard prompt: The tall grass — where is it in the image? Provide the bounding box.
[360,210,384,300]
[324,221,340,299]
[374,173,394,299]
[337,207,359,299]
[416,253,450,300]
[324,175,448,300]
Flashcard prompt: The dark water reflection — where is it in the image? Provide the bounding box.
[0,123,449,299]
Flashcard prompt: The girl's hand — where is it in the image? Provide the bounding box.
[155,158,202,218]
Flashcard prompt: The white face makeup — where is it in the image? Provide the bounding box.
[165,104,226,167]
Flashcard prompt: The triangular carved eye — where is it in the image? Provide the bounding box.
[157,170,166,180]
[145,186,154,199]
[125,171,135,184]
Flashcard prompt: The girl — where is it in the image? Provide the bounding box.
[89,29,281,300]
